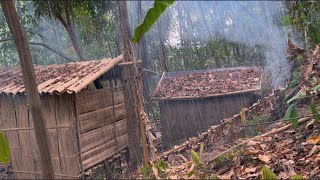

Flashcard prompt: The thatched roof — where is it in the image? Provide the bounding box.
[0,55,123,95]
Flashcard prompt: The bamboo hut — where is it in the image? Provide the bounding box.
[0,55,128,178]
[152,67,262,149]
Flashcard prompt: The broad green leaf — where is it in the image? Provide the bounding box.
[187,170,195,177]
[287,92,306,104]
[311,83,320,91]
[0,131,10,164]
[288,71,300,88]
[199,143,204,160]
[262,166,277,180]
[290,174,304,180]
[132,0,174,43]
[190,149,200,166]
[284,104,299,128]
[310,98,319,122]
[291,109,299,128]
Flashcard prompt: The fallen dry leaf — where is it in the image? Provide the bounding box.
[244,167,257,174]
[258,154,271,163]
[307,136,320,144]
[217,169,234,180]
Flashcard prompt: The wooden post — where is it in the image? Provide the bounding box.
[117,0,149,168]
[0,1,55,179]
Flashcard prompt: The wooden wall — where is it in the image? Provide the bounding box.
[0,93,80,179]
[159,92,260,149]
[76,86,127,170]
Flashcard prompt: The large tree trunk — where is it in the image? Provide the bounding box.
[1,1,55,179]
[117,0,142,169]
[49,1,86,61]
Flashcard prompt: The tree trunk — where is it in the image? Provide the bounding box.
[117,0,143,169]
[0,1,55,179]
[63,1,86,61]
[48,1,86,61]
[157,19,168,72]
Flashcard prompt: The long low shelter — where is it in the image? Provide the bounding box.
[0,55,128,178]
[152,67,262,149]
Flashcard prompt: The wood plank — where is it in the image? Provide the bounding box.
[80,119,127,153]
[76,88,124,114]
[79,104,125,133]
[82,134,128,170]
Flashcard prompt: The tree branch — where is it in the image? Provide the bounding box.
[0,38,73,61]
[29,42,73,62]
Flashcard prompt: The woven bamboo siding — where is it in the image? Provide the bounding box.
[76,86,128,170]
[0,94,80,179]
[160,92,260,149]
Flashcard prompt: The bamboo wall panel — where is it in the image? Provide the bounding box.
[55,94,80,177]
[0,94,80,179]
[0,95,24,179]
[79,103,125,133]
[82,133,128,170]
[160,93,260,149]
[76,87,124,114]
[80,119,127,153]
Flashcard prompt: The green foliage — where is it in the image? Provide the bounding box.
[291,174,304,180]
[284,1,320,46]
[0,131,10,164]
[284,103,299,128]
[288,71,300,88]
[190,149,200,166]
[154,160,168,178]
[132,0,174,43]
[261,166,304,180]
[140,164,152,178]
[310,98,319,122]
[261,166,277,180]
[287,92,307,105]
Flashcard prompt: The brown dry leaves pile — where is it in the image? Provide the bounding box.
[153,68,261,98]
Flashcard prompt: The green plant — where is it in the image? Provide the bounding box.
[262,166,277,180]
[154,160,168,178]
[132,0,175,43]
[284,103,299,128]
[261,166,304,180]
[310,98,319,122]
[0,131,10,164]
[140,164,152,178]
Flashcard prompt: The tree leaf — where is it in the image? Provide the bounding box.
[258,154,271,164]
[290,174,304,180]
[307,136,320,144]
[287,92,306,104]
[284,104,299,128]
[262,166,277,180]
[190,149,200,166]
[0,131,10,164]
[132,0,175,43]
[199,143,204,160]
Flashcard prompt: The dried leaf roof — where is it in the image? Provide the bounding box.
[0,55,123,95]
[152,67,262,100]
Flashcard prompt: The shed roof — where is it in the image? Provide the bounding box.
[0,55,123,95]
[152,67,262,100]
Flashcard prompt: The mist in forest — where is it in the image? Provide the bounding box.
[131,1,295,88]
[176,1,292,87]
